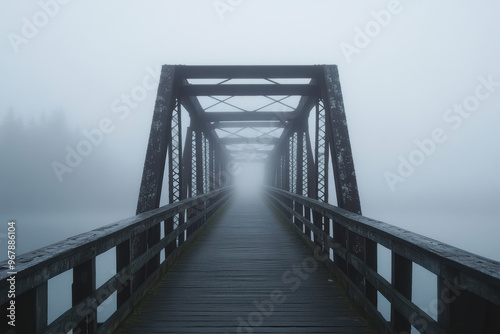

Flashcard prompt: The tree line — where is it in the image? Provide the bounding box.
[0,110,136,215]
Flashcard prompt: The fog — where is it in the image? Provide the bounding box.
[1,0,499,329]
[232,162,264,190]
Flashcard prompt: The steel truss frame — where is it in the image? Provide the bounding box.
[266,65,377,308]
[118,64,376,310]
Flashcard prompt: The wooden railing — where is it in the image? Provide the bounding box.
[0,187,232,334]
[266,187,500,334]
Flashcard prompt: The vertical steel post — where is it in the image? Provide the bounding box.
[181,126,194,244]
[313,99,329,248]
[295,130,304,230]
[321,65,377,306]
[196,128,205,228]
[276,155,283,189]
[196,128,203,196]
[167,100,183,250]
[305,128,316,240]
[283,140,293,219]
[288,133,297,223]
[187,125,198,237]
[209,138,215,192]
[117,65,178,306]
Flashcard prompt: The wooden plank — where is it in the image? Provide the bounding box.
[115,195,372,333]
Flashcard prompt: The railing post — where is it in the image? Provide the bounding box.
[116,240,131,307]
[2,283,48,334]
[73,258,97,334]
[391,252,412,333]
[438,277,500,332]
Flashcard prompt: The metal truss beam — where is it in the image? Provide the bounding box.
[204,112,297,122]
[320,64,377,308]
[267,95,316,159]
[181,84,319,97]
[119,65,177,308]
[211,121,286,128]
[181,93,232,160]
[220,137,278,145]
[136,65,177,213]
[321,65,360,213]
[178,65,321,79]
[226,148,272,153]
[315,99,329,204]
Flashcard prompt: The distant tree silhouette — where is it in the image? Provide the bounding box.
[0,109,139,216]
[0,110,77,211]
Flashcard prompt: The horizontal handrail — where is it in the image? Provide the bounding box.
[265,186,500,333]
[0,187,230,302]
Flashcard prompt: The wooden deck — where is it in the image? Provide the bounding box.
[115,193,373,333]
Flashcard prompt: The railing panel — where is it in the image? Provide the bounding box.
[0,187,232,334]
[265,186,500,334]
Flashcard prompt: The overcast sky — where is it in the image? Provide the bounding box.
[1,0,500,264]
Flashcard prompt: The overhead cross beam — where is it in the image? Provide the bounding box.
[211,121,286,128]
[177,65,322,79]
[181,84,319,97]
[204,112,297,122]
[220,137,279,145]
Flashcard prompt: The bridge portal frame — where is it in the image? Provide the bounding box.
[1,65,500,334]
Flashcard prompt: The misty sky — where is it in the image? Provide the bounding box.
[1,0,500,264]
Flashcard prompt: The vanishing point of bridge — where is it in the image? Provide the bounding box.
[1,65,499,334]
